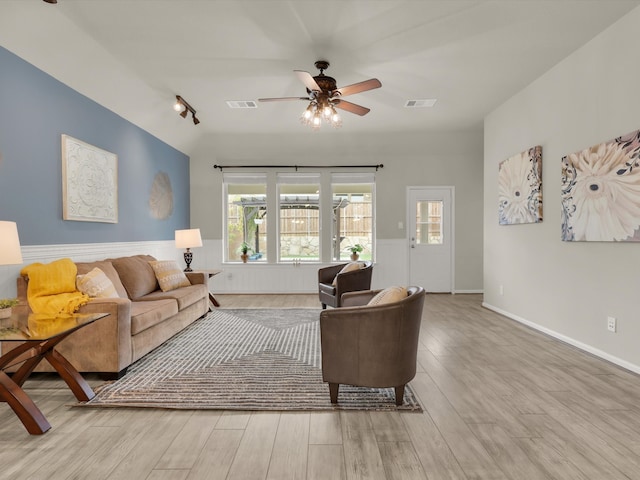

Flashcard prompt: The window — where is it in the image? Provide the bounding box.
[331,173,374,261]
[416,200,442,245]
[224,174,268,262]
[223,172,376,263]
[277,174,320,262]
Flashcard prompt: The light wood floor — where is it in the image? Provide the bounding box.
[2,294,640,479]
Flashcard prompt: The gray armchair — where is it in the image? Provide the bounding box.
[318,261,373,309]
[319,286,425,405]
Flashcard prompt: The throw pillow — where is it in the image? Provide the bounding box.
[367,286,408,306]
[149,260,192,292]
[332,261,364,286]
[76,267,119,298]
[76,260,128,298]
[110,255,159,299]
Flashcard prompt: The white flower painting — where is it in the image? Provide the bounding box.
[498,146,543,225]
[561,128,640,242]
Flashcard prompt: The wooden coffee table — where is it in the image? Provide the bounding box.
[0,312,109,435]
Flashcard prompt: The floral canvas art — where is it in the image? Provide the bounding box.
[498,146,543,225]
[561,128,640,242]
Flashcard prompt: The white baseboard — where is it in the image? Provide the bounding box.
[482,302,640,375]
[453,289,483,294]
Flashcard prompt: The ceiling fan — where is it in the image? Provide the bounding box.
[258,61,381,128]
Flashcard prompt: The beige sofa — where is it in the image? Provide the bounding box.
[7,254,209,378]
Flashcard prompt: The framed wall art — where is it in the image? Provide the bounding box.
[561,128,640,242]
[498,145,543,225]
[62,134,118,223]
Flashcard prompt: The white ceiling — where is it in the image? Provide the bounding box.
[2,1,640,154]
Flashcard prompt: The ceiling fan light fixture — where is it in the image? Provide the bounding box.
[302,106,313,120]
[300,99,342,130]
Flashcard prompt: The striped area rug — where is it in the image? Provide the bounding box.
[80,309,423,412]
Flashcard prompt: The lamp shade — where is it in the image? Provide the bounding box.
[0,221,23,265]
[175,228,203,249]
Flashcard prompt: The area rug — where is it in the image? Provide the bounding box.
[77,308,423,412]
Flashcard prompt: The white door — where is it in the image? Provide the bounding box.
[407,187,454,292]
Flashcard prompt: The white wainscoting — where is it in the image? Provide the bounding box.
[0,238,413,298]
[199,239,410,294]
[0,240,180,298]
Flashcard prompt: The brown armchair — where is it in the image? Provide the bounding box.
[319,286,426,405]
[318,261,373,309]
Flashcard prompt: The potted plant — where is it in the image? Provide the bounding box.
[348,243,364,261]
[0,298,18,319]
[239,242,252,263]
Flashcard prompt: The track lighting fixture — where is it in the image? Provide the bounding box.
[43,0,58,3]
[173,95,200,125]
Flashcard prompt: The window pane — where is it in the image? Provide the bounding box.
[416,200,442,245]
[279,183,320,262]
[332,183,373,261]
[226,183,267,262]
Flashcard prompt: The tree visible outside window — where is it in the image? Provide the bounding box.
[332,176,374,261]
[225,178,267,262]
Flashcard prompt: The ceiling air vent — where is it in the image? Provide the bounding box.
[405,99,437,108]
[226,100,258,109]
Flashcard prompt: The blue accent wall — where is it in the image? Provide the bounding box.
[0,46,190,245]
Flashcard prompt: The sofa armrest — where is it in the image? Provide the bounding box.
[340,289,381,307]
[72,297,134,372]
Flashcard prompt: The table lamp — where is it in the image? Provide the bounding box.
[0,221,23,265]
[175,228,202,272]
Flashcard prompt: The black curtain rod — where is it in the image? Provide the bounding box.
[213,164,383,171]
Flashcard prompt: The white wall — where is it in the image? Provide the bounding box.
[484,7,640,371]
[189,130,484,293]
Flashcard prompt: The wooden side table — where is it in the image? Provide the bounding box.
[0,312,109,435]
[195,270,222,308]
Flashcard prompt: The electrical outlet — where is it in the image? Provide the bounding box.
[499,285,504,296]
[607,316,616,333]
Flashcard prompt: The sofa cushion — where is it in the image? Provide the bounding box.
[149,260,191,292]
[130,299,179,335]
[367,286,408,306]
[75,261,128,298]
[140,284,208,310]
[110,255,159,300]
[76,267,119,299]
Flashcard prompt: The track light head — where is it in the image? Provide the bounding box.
[174,95,200,125]
[43,0,58,3]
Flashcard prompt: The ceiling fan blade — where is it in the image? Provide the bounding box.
[334,99,370,116]
[336,78,381,97]
[258,97,310,102]
[294,70,321,92]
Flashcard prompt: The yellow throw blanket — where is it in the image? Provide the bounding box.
[21,258,89,315]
